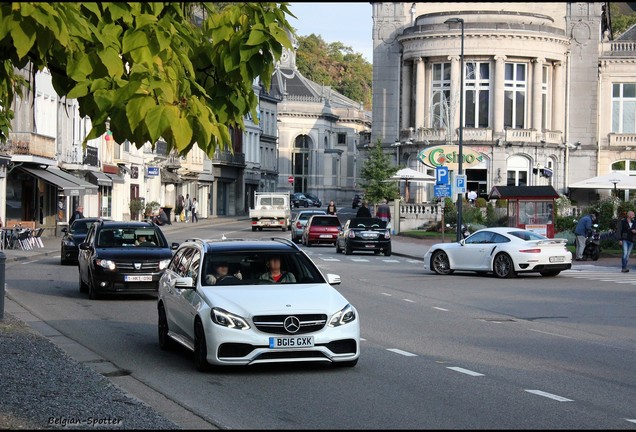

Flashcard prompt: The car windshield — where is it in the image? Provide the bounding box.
[350,218,385,229]
[201,251,325,286]
[70,220,95,234]
[98,228,165,248]
[311,217,340,227]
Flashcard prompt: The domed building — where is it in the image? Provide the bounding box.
[269,32,371,205]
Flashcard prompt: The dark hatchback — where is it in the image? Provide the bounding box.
[60,217,105,265]
[78,220,179,300]
[336,217,391,256]
[291,192,312,208]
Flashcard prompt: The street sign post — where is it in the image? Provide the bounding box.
[436,166,449,185]
[434,185,452,198]
[455,174,467,193]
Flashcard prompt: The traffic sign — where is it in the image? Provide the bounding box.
[455,174,467,193]
[288,176,294,184]
[434,185,451,198]
[435,166,449,185]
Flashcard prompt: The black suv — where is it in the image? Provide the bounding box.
[303,192,322,207]
[78,220,179,299]
[291,192,311,208]
[60,217,106,265]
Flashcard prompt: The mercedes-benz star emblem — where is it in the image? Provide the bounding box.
[283,316,300,334]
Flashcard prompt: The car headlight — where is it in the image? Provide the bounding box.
[211,308,251,330]
[159,259,171,270]
[95,259,116,270]
[63,240,76,246]
[328,303,356,327]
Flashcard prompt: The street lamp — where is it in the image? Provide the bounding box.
[393,140,402,166]
[445,17,465,242]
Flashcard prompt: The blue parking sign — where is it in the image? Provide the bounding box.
[436,166,449,185]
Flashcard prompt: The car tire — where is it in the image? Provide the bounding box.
[334,358,358,368]
[88,273,100,300]
[493,253,516,278]
[60,247,67,265]
[194,319,211,372]
[384,246,392,257]
[281,226,286,231]
[79,269,88,293]
[158,303,176,351]
[251,227,256,232]
[540,270,561,277]
[345,243,353,255]
[431,250,454,275]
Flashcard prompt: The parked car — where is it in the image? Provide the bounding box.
[157,237,360,371]
[78,220,179,299]
[351,193,364,208]
[291,192,312,208]
[60,217,106,265]
[291,209,327,243]
[336,217,391,256]
[301,214,341,247]
[303,192,322,208]
[422,227,572,278]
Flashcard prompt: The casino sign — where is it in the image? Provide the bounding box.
[417,145,486,170]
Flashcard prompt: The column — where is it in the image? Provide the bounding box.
[423,60,431,128]
[449,55,460,136]
[532,57,544,132]
[414,57,425,130]
[493,55,507,135]
[401,60,412,131]
[552,61,564,133]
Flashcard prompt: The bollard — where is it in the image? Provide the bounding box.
[0,251,5,320]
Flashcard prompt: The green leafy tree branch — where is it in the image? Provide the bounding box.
[0,2,295,158]
[358,139,399,205]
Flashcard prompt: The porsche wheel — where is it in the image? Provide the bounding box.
[431,251,453,275]
[493,253,516,278]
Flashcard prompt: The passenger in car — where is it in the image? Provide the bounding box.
[136,235,156,246]
[258,256,296,283]
[205,261,242,285]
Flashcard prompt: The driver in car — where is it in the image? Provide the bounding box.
[205,261,242,285]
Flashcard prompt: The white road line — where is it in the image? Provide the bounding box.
[387,348,418,357]
[403,298,415,303]
[321,258,340,262]
[20,261,38,265]
[446,367,485,377]
[529,329,573,339]
[407,259,421,263]
[351,258,369,262]
[625,419,636,424]
[524,389,573,402]
[433,307,448,311]
[382,259,400,263]
[381,292,392,296]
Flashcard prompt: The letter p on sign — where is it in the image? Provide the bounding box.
[436,166,449,185]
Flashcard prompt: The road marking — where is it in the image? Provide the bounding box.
[382,259,400,263]
[524,390,573,402]
[403,298,415,303]
[625,419,636,424]
[433,307,448,311]
[387,348,418,357]
[407,259,421,263]
[320,258,340,262]
[446,367,484,377]
[21,261,38,265]
[351,258,369,262]
[529,329,573,339]
[381,292,392,296]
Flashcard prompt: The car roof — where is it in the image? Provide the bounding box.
[182,238,301,254]
[97,220,158,229]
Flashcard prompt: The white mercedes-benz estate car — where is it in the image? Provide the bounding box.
[158,237,360,371]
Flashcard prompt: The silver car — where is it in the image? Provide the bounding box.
[291,210,326,243]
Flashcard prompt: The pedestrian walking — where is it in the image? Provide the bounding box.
[615,210,636,272]
[327,200,337,215]
[376,199,392,224]
[574,212,596,261]
[69,205,84,225]
[356,200,372,218]
[191,198,199,223]
[184,194,191,223]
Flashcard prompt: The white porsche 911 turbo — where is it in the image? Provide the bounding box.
[423,227,572,278]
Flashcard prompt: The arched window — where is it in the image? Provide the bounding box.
[292,135,311,192]
[507,155,529,186]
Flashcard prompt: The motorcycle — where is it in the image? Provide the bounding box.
[582,223,601,261]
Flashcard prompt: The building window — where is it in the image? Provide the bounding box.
[337,133,347,145]
[431,62,451,129]
[504,63,527,129]
[292,135,311,192]
[542,65,550,131]
[465,62,491,128]
[507,155,529,186]
[612,83,636,133]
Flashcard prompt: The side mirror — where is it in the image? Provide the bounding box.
[61,227,68,234]
[327,273,341,285]
[459,239,466,246]
[171,242,180,250]
[79,242,90,250]
[175,276,195,289]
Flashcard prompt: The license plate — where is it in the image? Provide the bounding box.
[549,256,565,263]
[362,232,377,238]
[365,244,375,248]
[124,275,153,282]
[319,234,332,238]
[269,336,314,349]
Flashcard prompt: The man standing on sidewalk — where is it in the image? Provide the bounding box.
[574,212,596,261]
[615,210,636,272]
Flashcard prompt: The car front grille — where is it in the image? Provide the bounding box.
[252,314,327,335]
[116,261,159,271]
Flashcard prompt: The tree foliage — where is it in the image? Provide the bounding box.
[610,3,636,36]
[0,2,295,158]
[295,33,372,110]
[358,139,399,205]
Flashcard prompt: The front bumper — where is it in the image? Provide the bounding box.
[91,269,162,294]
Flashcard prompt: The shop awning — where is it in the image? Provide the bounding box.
[87,170,113,187]
[198,173,215,182]
[106,173,126,184]
[19,166,98,195]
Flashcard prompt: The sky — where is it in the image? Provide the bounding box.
[287,2,373,62]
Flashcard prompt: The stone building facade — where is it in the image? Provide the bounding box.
[371,2,635,206]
